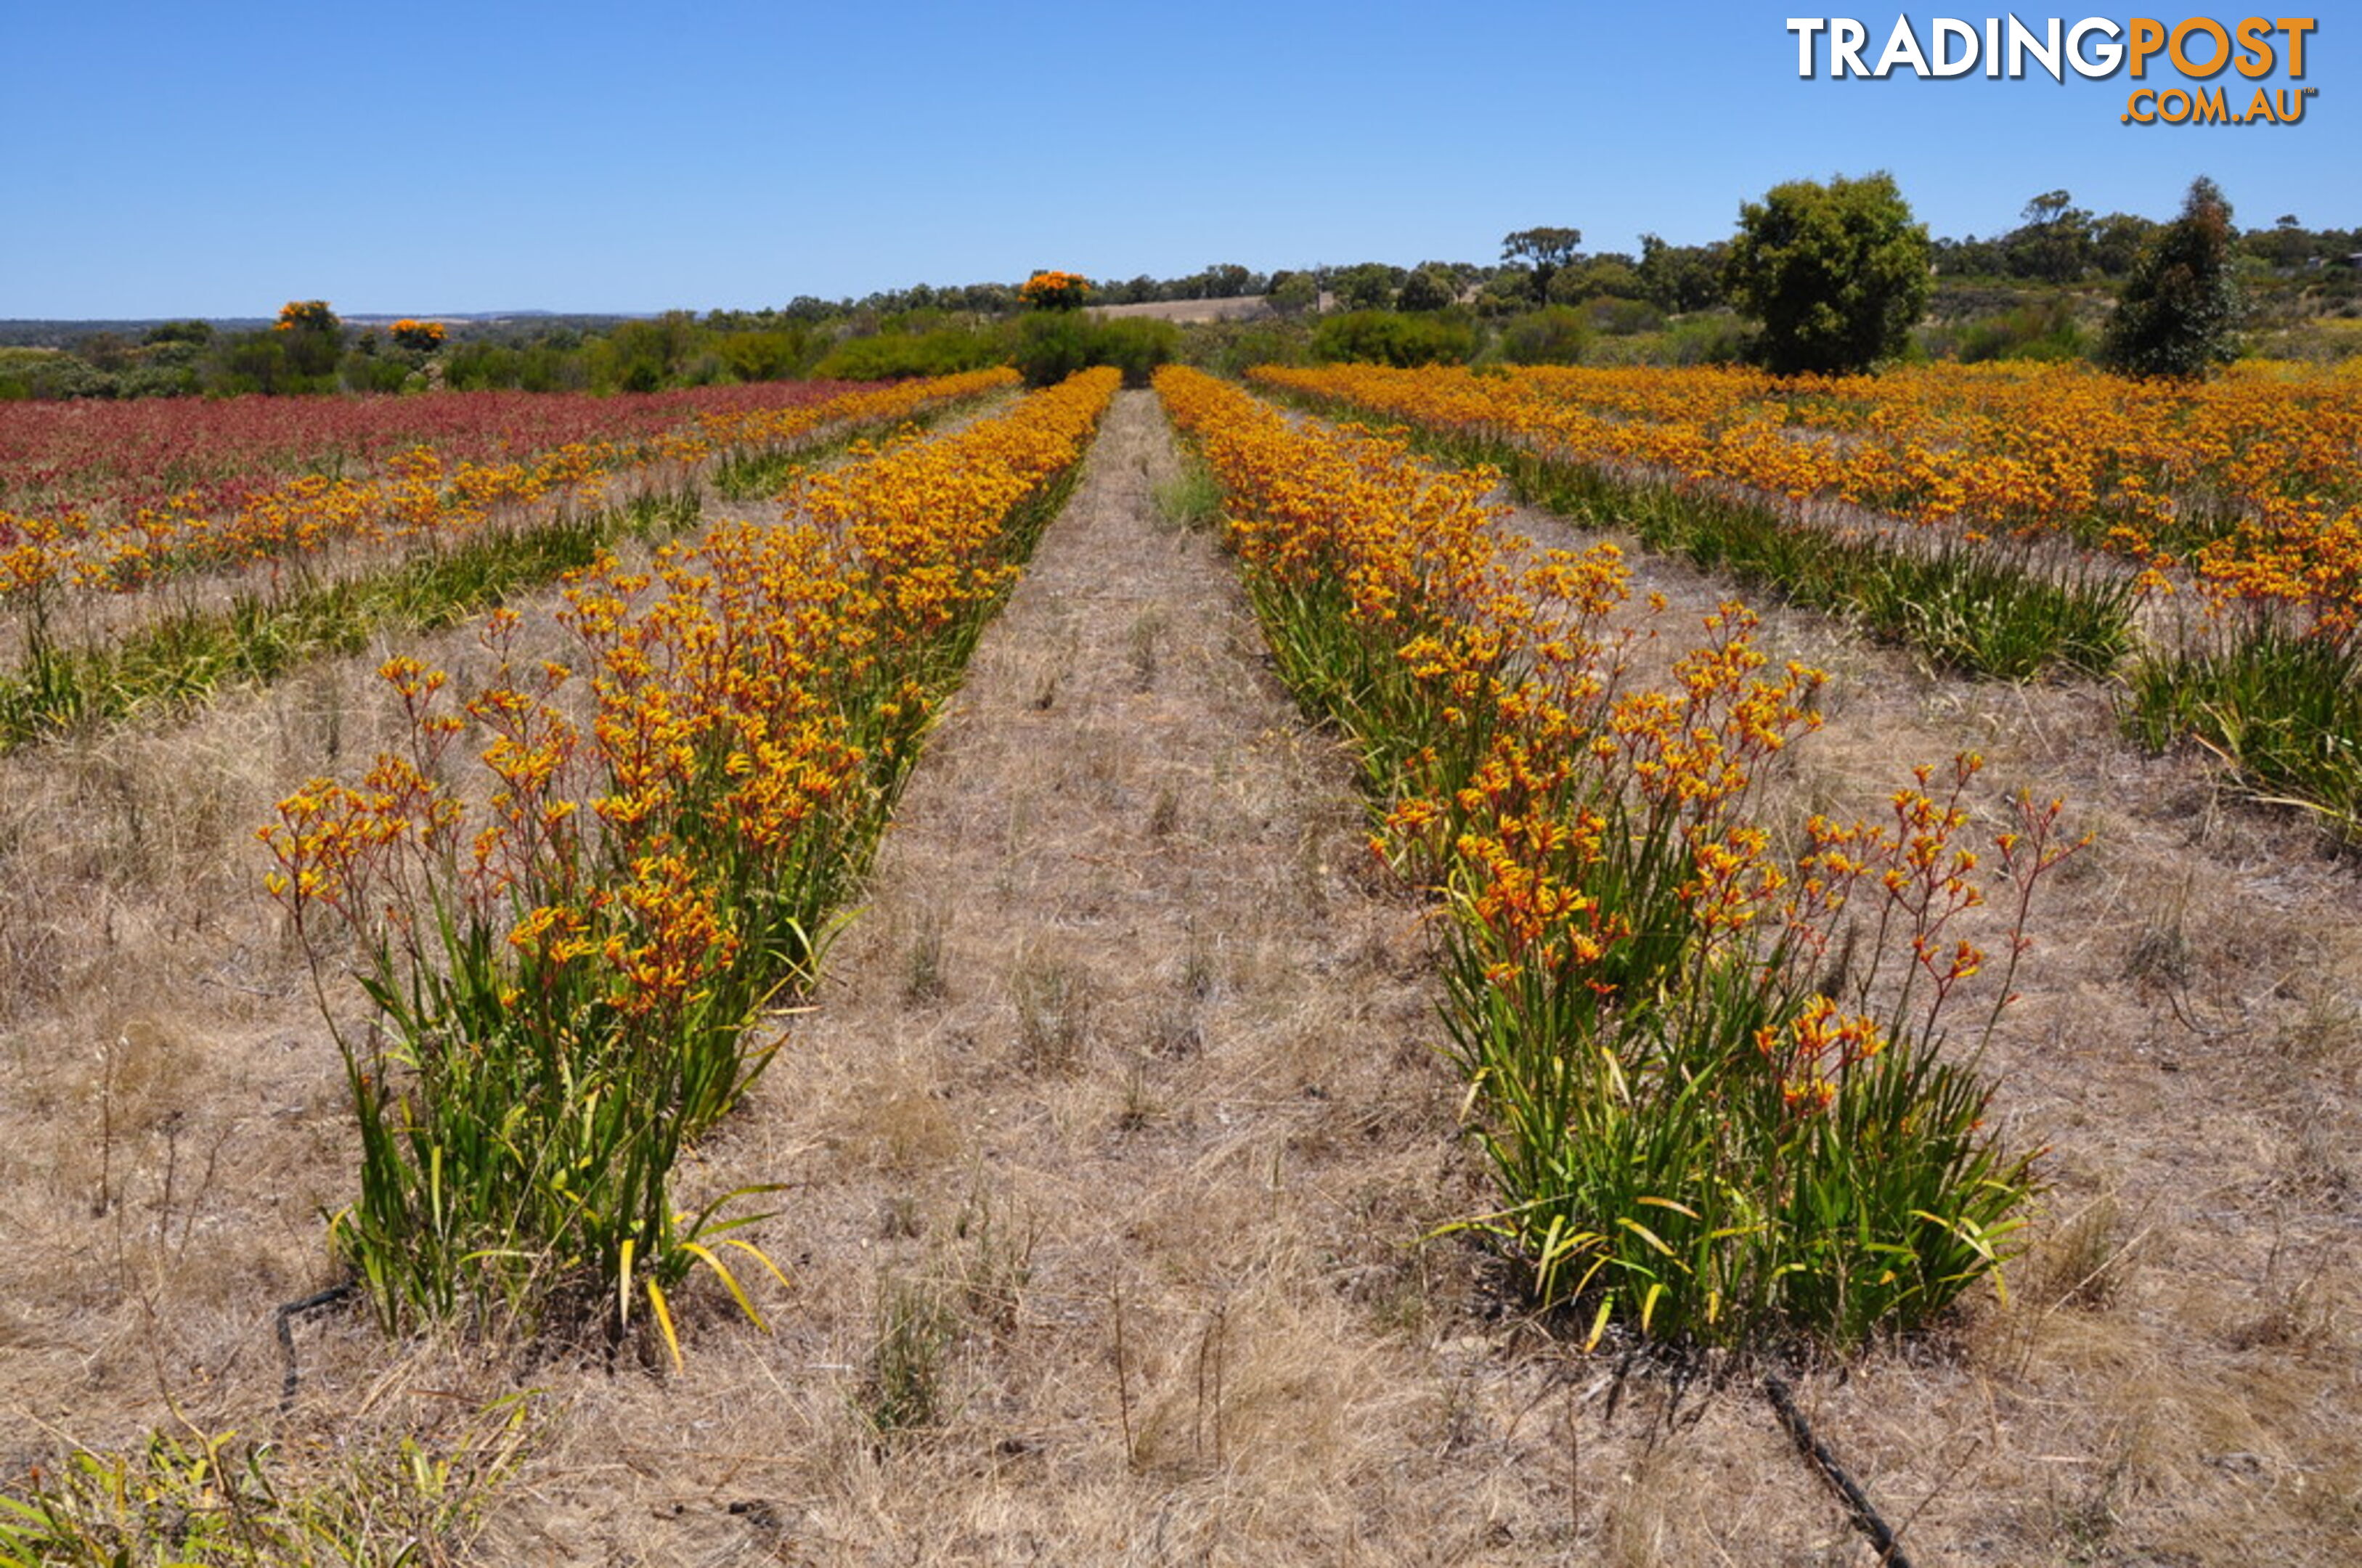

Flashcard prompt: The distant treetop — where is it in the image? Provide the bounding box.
[1019,271,1092,311]
[275,300,340,334]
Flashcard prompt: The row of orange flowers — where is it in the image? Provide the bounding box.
[0,369,1017,609]
[1254,360,2362,634]
[1158,364,2073,1349]
[258,367,1113,1345]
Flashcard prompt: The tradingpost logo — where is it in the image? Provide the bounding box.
[1784,16,2318,124]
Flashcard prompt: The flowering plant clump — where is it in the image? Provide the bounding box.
[1160,364,2077,1353]
[1019,270,1092,311]
[262,369,1116,1352]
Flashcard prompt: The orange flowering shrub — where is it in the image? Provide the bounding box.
[275,300,339,335]
[1019,270,1092,310]
[262,369,1115,1347]
[1160,365,2071,1350]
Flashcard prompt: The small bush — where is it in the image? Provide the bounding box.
[1657,310,1750,365]
[1497,306,1592,366]
[713,326,821,381]
[1180,319,1312,375]
[1008,315,1176,388]
[340,352,411,394]
[1925,295,2091,364]
[1311,310,1474,367]
[864,1276,957,1437]
[1091,317,1178,387]
[1584,295,1666,336]
[1012,312,1094,387]
[815,321,1009,380]
[2125,614,2362,838]
[0,347,120,399]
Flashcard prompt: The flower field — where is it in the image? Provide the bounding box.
[0,367,2357,1565]
[1160,365,2076,1350]
[1258,359,2362,836]
[0,370,1016,610]
[262,367,1115,1345]
[0,369,1017,752]
[1251,360,2362,599]
[0,382,844,537]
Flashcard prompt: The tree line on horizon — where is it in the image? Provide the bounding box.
[4,176,2353,401]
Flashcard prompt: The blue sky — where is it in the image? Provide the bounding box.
[1,1,2349,317]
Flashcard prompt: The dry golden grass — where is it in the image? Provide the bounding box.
[2,388,2357,1564]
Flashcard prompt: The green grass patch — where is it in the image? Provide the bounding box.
[0,1402,529,1568]
[2125,615,2362,841]
[1150,458,1223,534]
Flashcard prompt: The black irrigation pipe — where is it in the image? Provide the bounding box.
[275,1281,357,1413]
[1764,1371,1918,1568]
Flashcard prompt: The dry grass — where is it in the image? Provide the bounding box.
[2,390,2357,1564]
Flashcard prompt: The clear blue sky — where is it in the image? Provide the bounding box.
[2,1,2350,318]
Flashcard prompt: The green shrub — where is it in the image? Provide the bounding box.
[1497,306,1592,366]
[1657,311,1751,365]
[1311,310,1474,367]
[1004,313,1176,388]
[1180,319,1312,375]
[817,322,1010,380]
[714,326,820,381]
[1585,295,1666,335]
[0,347,118,399]
[144,318,214,346]
[340,351,411,394]
[446,342,522,390]
[1090,317,1178,387]
[2126,615,2362,838]
[1011,312,1094,387]
[1926,295,2091,364]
